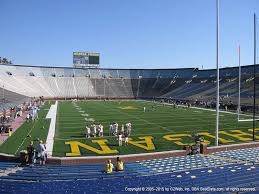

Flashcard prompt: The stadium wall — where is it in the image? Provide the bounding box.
[1,141,258,164]
[204,141,259,154]
[47,150,188,165]
[46,141,259,164]
[44,96,136,100]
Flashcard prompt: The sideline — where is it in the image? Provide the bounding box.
[46,101,58,157]
[48,141,259,165]
[14,121,37,155]
[142,99,258,118]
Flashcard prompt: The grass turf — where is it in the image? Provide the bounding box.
[0,102,52,155]
[52,100,259,157]
[0,100,258,157]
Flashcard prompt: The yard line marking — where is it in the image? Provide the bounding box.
[212,114,226,117]
[14,122,37,155]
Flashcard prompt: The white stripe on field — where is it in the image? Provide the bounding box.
[45,101,58,157]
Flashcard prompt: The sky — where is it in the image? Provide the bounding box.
[0,0,258,69]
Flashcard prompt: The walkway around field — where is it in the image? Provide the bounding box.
[0,112,27,145]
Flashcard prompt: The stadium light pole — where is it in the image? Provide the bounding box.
[95,79,97,96]
[104,78,106,97]
[252,13,257,141]
[215,0,220,146]
[238,45,241,121]
[87,77,89,97]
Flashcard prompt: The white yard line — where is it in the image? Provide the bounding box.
[238,119,259,122]
[14,122,37,155]
[45,101,58,157]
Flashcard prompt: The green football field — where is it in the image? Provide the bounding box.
[0,102,51,155]
[52,100,259,157]
[0,100,258,157]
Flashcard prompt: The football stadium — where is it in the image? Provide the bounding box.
[0,0,259,193]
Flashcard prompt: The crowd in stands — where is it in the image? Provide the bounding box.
[0,62,257,102]
[155,97,259,113]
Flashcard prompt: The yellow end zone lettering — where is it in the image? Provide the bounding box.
[64,129,258,156]
[128,136,155,150]
[65,140,118,156]
[219,130,253,141]
[163,134,192,146]
[197,132,234,144]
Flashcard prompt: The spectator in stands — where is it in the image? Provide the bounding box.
[116,157,124,171]
[38,140,47,165]
[105,159,113,173]
[27,141,36,166]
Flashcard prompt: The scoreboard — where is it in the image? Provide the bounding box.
[73,52,100,68]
